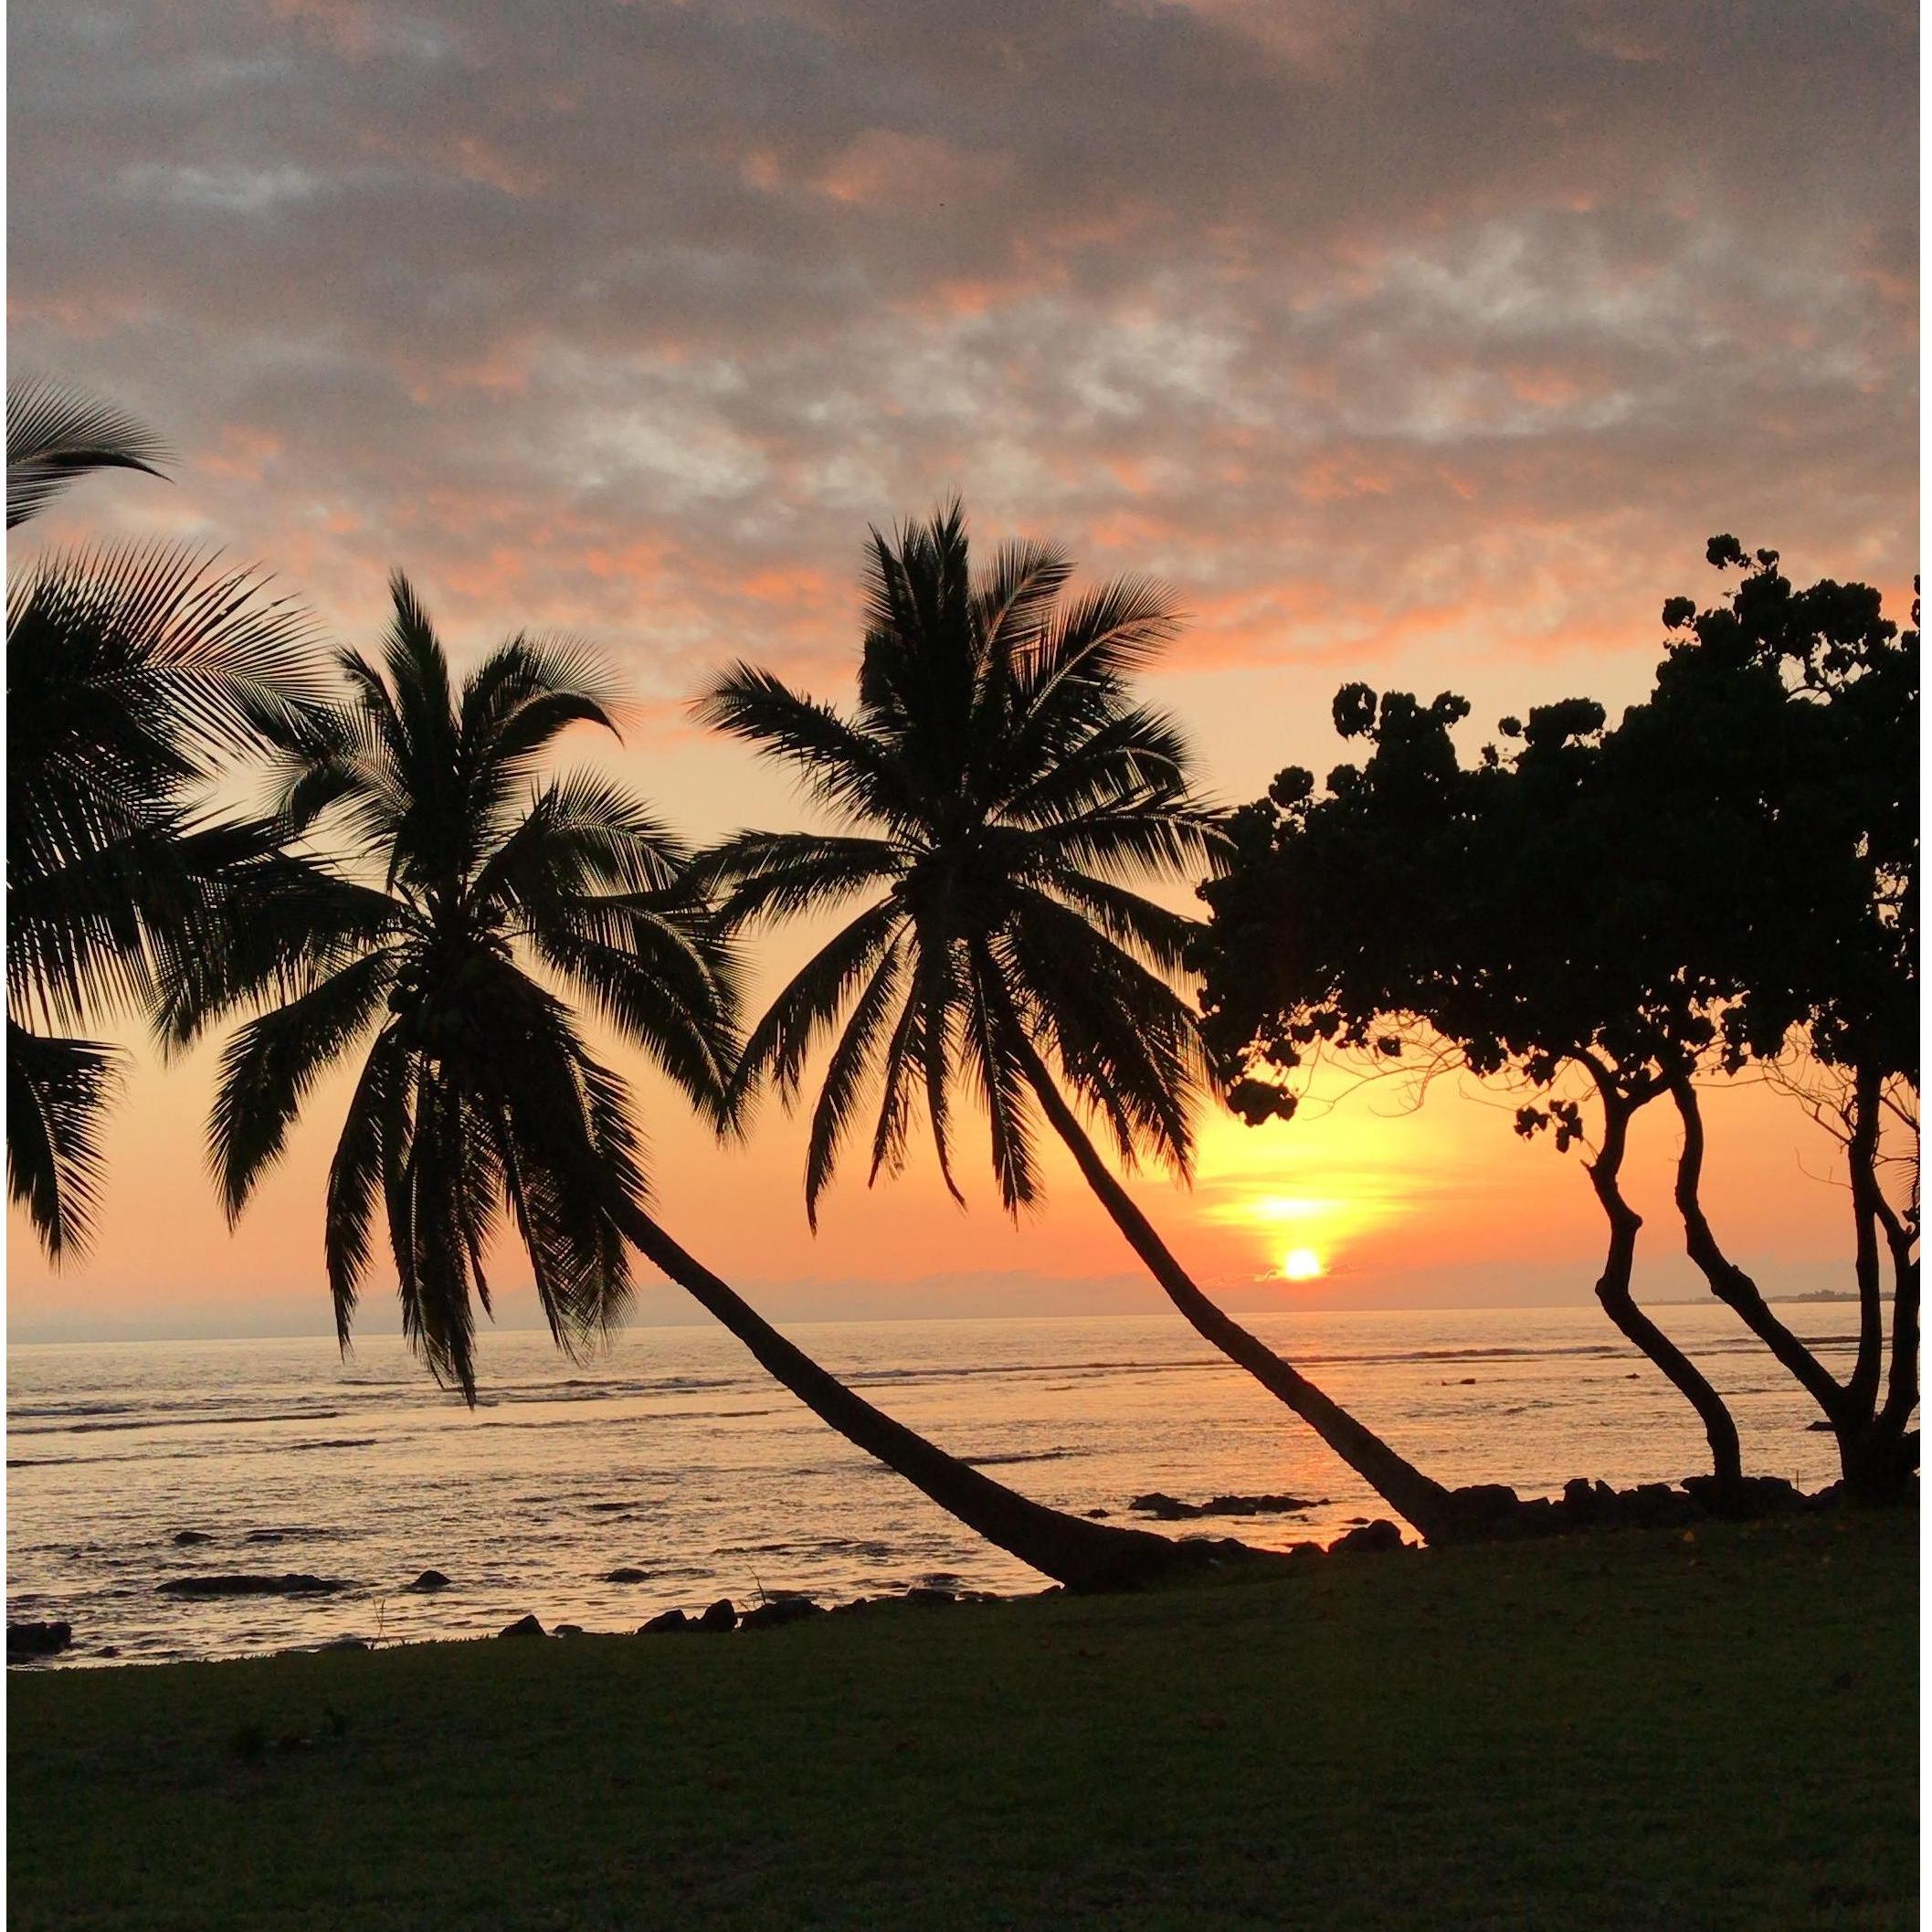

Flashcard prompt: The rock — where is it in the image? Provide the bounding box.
[1621,1483,1695,1527]
[321,1636,370,1652]
[602,1567,650,1584]
[499,1614,546,1639]
[1445,1483,1524,1536]
[1330,1519,1405,1555]
[8,1620,72,1658]
[1285,1541,1326,1564]
[1127,1491,1318,1521]
[1560,1477,1621,1528]
[639,1609,690,1633]
[159,1573,343,1598]
[1683,1474,1802,1519]
[740,1597,823,1631]
[171,1529,214,1547]
[903,1586,955,1607]
[696,1598,737,1632]
[96,1645,120,1658]
[554,1623,586,1638]
[829,1598,871,1616]
[406,1569,450,1592]
[1084,1508,1111,1519]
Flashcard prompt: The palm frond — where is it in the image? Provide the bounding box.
[7,380,168,528]
[694,665,912,828]
[804,935,908,1229]
[209,947,399,1220]
[6,1022,123,1262]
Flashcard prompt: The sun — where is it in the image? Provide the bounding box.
[1282,1246,1325,1282]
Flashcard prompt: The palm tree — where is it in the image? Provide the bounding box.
[177,575,1196,1589]
[7,382,322,1258]
[697,504,1462,1541]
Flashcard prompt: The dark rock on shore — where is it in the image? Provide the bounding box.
[554,1623,586,1638]
[499,1614,546,1639]
[697,1599,737,1632]
[1331,1519,1406,1554]
[1426,1473,1835,1546]
[639,1608,690,1633]
[321,1636,370,1652]
[1129,1491,1320,1521]
[903,1585,955,1606]
[1446,1483,1527,1534]
[406,1569,450,1592]
[8,1621,72,1658]
[171,1529,214,1547]
[741,1597,823,1631]
[159,1574,343,1598]
[603,1567,650,1584]
[1684,1474,1802,1518]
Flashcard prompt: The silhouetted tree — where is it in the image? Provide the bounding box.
[1630,540,1917,1497]
[1196,682,1747,1491]
[1195,538,1918,1501]
[700,503,1464,1541]
[6,384,322,1258]
[176,575,1197,1589]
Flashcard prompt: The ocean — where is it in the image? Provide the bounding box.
[5,1301,1858,1666]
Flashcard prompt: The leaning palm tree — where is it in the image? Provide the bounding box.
[174,574,1197,1589]
[698,504,1462,1541]
[7,381,323,1258]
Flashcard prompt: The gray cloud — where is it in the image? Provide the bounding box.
[9,0,1916,712]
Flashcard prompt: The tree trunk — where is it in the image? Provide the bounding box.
[1003,1029,1461,1544]
[1875,1192,1918,1440]
[1668,1077,1845,1426]
[611,1198,1214,1590]
[1844,1065,1886,1419]
[1585,1077,1744,1492]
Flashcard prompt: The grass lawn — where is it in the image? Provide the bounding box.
[7,1507,1916,1930]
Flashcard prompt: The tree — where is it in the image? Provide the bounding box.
[698,503,1464,1541]
[6,383,323,1259]
[1630,541,1918,1497]
[1195,681,1749,1494]
[1194,539,1918,1502]
[177,575,1196,1589]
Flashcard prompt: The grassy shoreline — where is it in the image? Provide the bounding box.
[9,1509,1916,1930]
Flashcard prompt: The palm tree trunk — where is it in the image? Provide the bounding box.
[610,1198,1214,1590]
[1584,1072,1743,1493]
[1000,1030,1461,1543]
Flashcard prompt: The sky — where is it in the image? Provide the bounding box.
[6,0,1918,1343]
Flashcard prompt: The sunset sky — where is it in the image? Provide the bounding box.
[7,0,1916,1342]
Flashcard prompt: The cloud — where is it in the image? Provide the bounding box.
[8,0,1914,719]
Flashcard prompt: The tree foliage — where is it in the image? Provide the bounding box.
[164,575,741,1398]
[5,385,325,1260]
